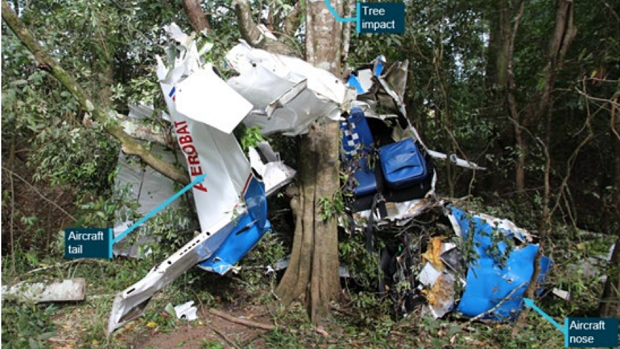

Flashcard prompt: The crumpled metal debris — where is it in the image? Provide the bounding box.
[226,41,353,136]
[450,206,552,321]
[374,203,551,321]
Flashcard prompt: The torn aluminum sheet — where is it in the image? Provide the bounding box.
[198,177,270,275]
[2,278,85,303]
[226,41,353,136]
[112,143,182,257]
[109,213,241,333]
[448,206,552,321]
[373,202,551,321]
[421,270,455,319]
[248,142,296,196]
[157,30,254,233]
[348,197,440,230]
[174,66,253,134]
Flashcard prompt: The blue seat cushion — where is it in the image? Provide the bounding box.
[341,107,378,196]
[352,158,377,196]
[379,138,428,189]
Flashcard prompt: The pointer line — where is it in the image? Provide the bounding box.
[524,298,567,336]
[112,174,206,245]
[325,0,358,23]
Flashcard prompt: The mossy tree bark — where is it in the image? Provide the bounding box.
[1,1,189,185]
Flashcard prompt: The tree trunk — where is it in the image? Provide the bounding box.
[276,0,343,324]
[181,0,210,33]
[1,0,190,185]
[599,98,620,318]
[505,0,576,193]
[486,0,511,91]
[482,0,513,192]
[600,238,620,318]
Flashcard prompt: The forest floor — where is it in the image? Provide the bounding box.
[2,159,615,349]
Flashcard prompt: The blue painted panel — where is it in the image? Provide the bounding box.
[198,177,271,275]
[451,207,552,321]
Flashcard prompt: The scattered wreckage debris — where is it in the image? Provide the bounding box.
[2,278,86,303]
[108,23,552,333]
[355,202,553,321]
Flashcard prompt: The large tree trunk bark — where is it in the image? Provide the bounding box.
[275,0,343,324]
[1,1,190,185]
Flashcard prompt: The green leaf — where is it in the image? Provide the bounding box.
[165,303,176,318]
[28,338,40,349]
[10,79,28,86]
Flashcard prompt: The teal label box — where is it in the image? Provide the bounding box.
[64,228,112,259]
[565,317,618,348]
[357,2,405,34]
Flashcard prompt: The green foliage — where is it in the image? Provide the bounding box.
[240,126,266,151]
[201,341,225,349]
[30,125,118,194]
[339,231,380,291]
[1,303,57,349]
[317,191,346,221]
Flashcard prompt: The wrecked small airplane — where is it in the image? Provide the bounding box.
[108,24,551,333]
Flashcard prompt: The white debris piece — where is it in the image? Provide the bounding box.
[2,278,85,303]
[174,301,198,321]
[226,41,353,136]
[174,66,253,134]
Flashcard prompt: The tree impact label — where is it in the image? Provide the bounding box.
[325,1,405,34]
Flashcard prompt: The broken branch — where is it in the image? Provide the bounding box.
[469,281,527,323]
[233,0,295,55]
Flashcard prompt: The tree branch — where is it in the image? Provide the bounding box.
[1,1,190,185]
[181,0,211,33]
[283,2,303,38]
[233,0,295,55]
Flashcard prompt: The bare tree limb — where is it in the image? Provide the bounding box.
[3,166,78,222]
[283,2,303,38]
[1,1,190,185]
[208,308,298,333]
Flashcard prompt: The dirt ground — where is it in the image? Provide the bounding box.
[134,304,271,349]
[48,302,273,349]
